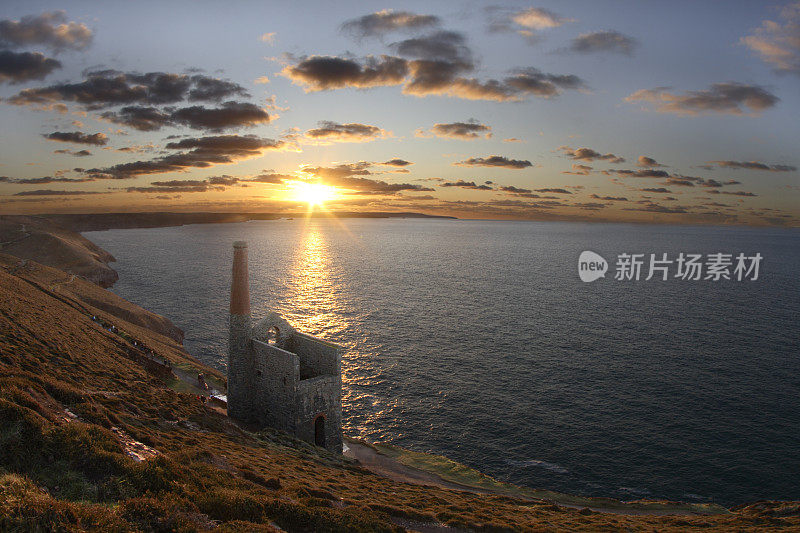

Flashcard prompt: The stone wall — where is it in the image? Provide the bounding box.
[296,375,343,453]
[289,333,340,379]
[227,313,252,422]
[252,340,298,431]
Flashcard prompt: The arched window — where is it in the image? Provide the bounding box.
[314,415,325,447]
[268,326,280,345]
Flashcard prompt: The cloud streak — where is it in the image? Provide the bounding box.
[569,31,637,55]
[84,135,284,179]
[305,121,388,142]
[741,1,800,76]
[559,146,625,163]
[625,82,779,116]
[707,160,796,172]
[454,155,532,169]
[424,120,492,140]
[341,9,440,38]
[43,131,108,145]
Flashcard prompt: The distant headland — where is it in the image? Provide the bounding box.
[28,211,457,233]
[0,212,455,289]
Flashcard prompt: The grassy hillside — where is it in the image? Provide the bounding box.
[0,254,798,531]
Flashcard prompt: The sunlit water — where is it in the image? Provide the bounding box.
[87,218,800,506]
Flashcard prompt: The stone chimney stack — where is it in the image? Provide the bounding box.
[230,241,250,316]
[228,241,252,420]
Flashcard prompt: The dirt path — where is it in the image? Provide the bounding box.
[344,440,481,493]
[344,440,720,517]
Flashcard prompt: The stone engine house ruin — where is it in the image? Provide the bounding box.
[227,241,343,453]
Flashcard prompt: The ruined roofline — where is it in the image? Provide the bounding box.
[252,338,338,380]
[292,330,343,351]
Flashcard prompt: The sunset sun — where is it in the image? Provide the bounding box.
[287,181,338,207]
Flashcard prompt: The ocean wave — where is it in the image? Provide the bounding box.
[507,459,569,474]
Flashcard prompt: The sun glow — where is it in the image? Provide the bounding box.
[287,181,338,206]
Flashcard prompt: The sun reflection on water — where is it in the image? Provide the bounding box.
[283,224,346,337]
[281,220,390,438]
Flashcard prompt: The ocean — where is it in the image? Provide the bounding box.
[87,218,800,506]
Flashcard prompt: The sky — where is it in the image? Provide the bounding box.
[0,0,798,226]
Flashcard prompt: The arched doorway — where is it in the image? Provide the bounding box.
[314,415,325,447]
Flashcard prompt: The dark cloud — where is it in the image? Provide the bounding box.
[169,102,270,131]
[499,185,533,194]
[637,156,664,167]
[305,121,387,142]
[382,158,412,167]
[100,106,171,131]
[243,173,292,184]
[0,50,60,83]
[43,131,108,145]
[13,189,101,196]
[741,2,800,76]
[207,175,240,186]
[606,168,670,178]
[627,202,688,214]
[569,31,637,55]
[502,67,585,98]
[301,162,373,180]
[561,163,592,175]
[281,55,408,91]
[281,54,584,101]
[126,184,218,194]
[640,187,672,193]
[11,176,94,184]
[53,149,91,157]
[707,160,796,172]
[126,174,252,193]
[665,177,697,187]
[625,82,779,116]
[535,188,571,194]
[428,120,491,140]
[573,202,607,210]
[8,70,248,110]
[187,77,249,102]
[391,30,471,63]
[0,11,92,51]
[560,146,625,163]
[341,9,439,38]
[720,190,758,197]
[590,194,628,201]
[455,155,532,169]
[85,134,283,179]
[324,176,434,195]
[440,180,493,190]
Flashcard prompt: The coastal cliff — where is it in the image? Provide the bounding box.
[1,250,799,530]
[0,216,183,344]
[0,215,119,287]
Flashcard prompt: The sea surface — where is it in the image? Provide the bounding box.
[87,218,800,506]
